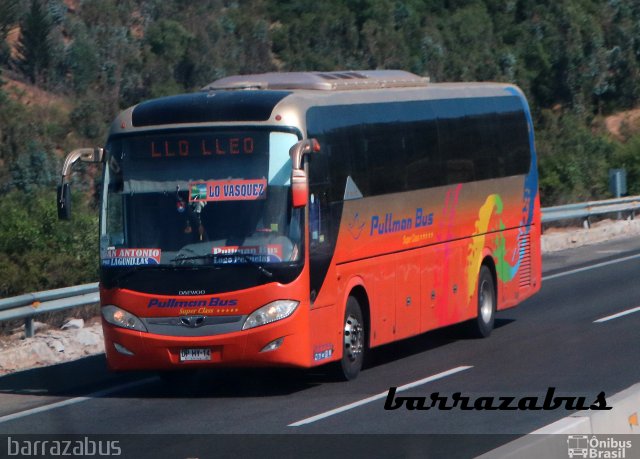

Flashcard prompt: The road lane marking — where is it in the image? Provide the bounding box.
[288,365,472,427]
[594,306,640,323]
[542,252,640,281]
[0,377,157,424]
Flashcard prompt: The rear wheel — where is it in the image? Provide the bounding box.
[339,296,365,381]
[470,265,496,338]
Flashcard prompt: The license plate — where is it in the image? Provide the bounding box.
[179,348,211,361]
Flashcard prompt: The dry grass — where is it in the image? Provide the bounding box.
[604,108,640,141]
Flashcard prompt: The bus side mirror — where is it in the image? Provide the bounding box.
[57,183,72,220]
[289,139,320,209]
[291,169,308,208]
[57,147,104,220]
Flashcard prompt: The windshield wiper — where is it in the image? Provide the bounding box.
[171,253,274,278]
[234,253,274,278]
[171,253,215,263]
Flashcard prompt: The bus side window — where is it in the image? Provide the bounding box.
[446,159,475,183]
[308,141,331,247]
[310,193,320,241]
[309,191,330,247]
[106,194,125,246]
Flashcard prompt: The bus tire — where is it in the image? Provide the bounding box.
[471,265,496,338]
[339,296,366,381]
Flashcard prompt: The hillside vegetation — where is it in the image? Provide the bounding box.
[1,0,640,296]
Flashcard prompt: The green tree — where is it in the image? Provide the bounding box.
[437,2,501,81]
[75,0,141,116]
[0,97,33,190]
[270,0,361,70]
[611,134,640,196]
[0,189,98,297]
[163,1,276,91]
[537,112,615,205]
[0,0,19,64]
[9,144,56,192]
[15,0,54,85]
[70,94,108,140]
[142,19,192,97]
[0,0,19,36]
[66,27,100,93]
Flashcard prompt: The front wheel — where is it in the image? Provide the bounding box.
[470,265,496,338]
[339,296,366,381]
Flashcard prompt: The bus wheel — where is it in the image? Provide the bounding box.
[471,265,496,338]
[339,296,365,380]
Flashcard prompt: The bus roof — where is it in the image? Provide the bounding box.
[113,71,526,136]
[203,70,429,91]
[200,71,523,114]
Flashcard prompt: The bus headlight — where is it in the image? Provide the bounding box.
[242,300,299,330]
[102,305,148,332]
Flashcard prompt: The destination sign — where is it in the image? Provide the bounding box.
[127,132,268,160]
[189,179,267,202]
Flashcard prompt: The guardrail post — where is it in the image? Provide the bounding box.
[25,317,34,338]
[583,217,591,229]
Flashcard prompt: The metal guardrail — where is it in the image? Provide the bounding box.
[1,196,639,338]
[0,283,99,337]
[541,195,640,225]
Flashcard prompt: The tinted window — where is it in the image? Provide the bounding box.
[132,91,291,127]
[305,94,531,297]
[306,95,531,200]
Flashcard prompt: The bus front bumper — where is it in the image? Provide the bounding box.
[102,315,311,371]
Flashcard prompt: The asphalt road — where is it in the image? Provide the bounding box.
[2,236,640,458]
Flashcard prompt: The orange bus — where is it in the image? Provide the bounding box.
[58,70,541,380]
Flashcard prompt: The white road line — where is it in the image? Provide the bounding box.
[288,365,472,427]
[542,252,640,281]
[0,377,157,424]
[594,306,640,323]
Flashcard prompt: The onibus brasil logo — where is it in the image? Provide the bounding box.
[567,435,632,458]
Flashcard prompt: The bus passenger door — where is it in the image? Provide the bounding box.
[371,257,396,347]
[395,254,421,339]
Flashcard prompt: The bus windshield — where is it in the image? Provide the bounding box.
[100,130,301,270]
